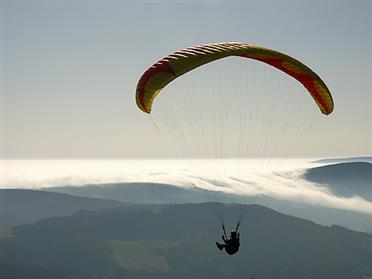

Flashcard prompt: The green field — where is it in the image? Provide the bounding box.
[111,240,180,271]
[0,228,13,239]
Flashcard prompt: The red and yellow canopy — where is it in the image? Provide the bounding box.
[136,42,333,115]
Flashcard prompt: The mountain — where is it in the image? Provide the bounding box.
[313,156,372,164]
[304,162,372,201]
[0,189,123,228]
[1,203,371,279]
[46,182,239,204]
[46,181,372,233]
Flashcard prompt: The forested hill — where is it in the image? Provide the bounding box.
[304,162,372,200]
[0,189,123,228]
[2,203,372,279]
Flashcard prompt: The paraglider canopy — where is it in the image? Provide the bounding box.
[135,42,333,115]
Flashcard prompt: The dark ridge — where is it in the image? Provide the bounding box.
[304,162,372,200]
[0,189,123,228]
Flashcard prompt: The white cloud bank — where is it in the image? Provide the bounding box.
[1,158,372,215]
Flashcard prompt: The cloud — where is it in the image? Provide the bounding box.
[2,159,372,215]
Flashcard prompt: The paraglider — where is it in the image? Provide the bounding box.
[216,224,241,255]
[135,42,334,255]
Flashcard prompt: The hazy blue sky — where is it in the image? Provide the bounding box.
[1,0,371,158]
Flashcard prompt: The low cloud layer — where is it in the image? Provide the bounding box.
[2,159,372,215]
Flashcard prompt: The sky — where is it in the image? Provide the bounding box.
[1,0,371,158]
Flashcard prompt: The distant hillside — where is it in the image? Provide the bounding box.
[304,162,372,200]
[47,182,372,233]
[0,189,123,228]
[46,182,240,204]
[313,157,372,164]
[2,203,372,279]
